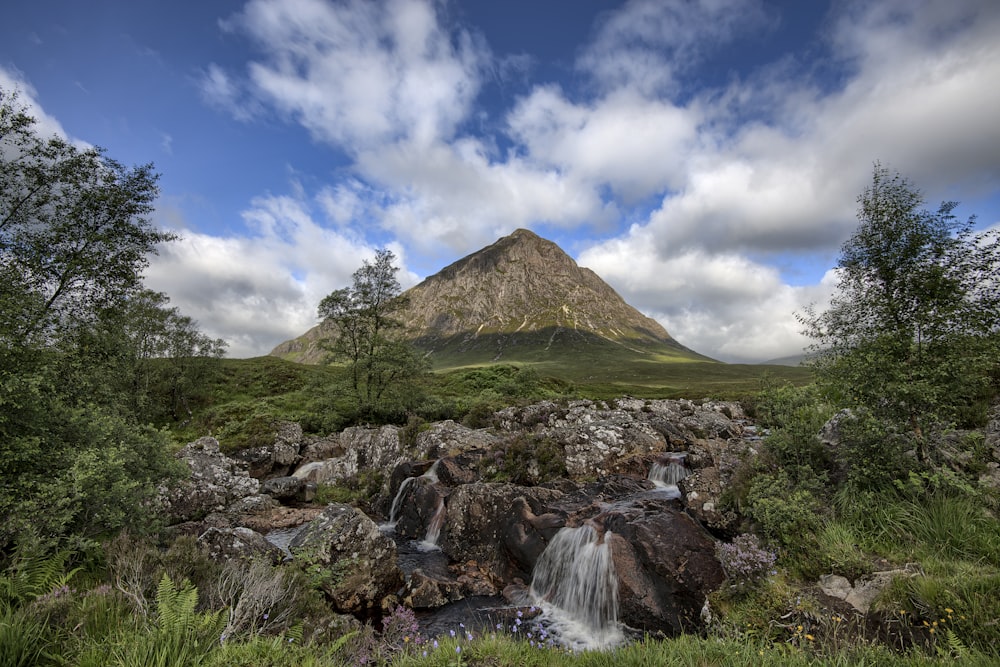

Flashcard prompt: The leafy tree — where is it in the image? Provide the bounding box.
[318,249,426,418]
[88,289,228,422]
[1,93,171,348]
[801,164,1000,454]
[0,88,217,554]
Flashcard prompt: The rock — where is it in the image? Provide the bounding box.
[433,454,484,487]
[393,478,449,543]
[292,461,333,484]
[261,475,305,499]
[441,483,566,581]
[227,494,279,516]
[404,569,464,608]
[197,526,283,564]
[290,426,405,490]
[299,434,344,465]
[820,570,914,613]
[559,420,664,478]
[230,421,304,478]
[239,506,323,534]
[601,499,726,635]
[679,467,739,534]
[819,574,853,600]
[290,503,402,615]
[416,420,499,459]
[164,437,260,523]
[297,481,317,503]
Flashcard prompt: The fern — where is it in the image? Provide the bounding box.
[112,575,226,667]
[0,547,78,610]
[938,628,970,660]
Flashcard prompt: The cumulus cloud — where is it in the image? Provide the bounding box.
[215,0,487,149]
[567,0,1000,360]
[577,0,774,96]
[180,0,1000,361]
[14,0,994,363]
[578,229,836,362]
[144,193,410,358]
[0,66,78,143]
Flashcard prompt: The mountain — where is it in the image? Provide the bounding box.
[270,228,713,369]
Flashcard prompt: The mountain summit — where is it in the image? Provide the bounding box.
[271,229,709,367]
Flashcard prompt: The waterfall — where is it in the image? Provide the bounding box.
[419,495,447,551]
[528,524,622,650]
[384,475,418,529]
[384,460,447,548]
[649,454,687,499]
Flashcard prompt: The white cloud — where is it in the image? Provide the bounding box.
[0,66,78,144]
[145,193,397,358]
[578,0,773,95]
[219,0,487,149]
[566,0,1000,361]
[507,87,698,201]
[579,233,836,362]
[13,0,991,363]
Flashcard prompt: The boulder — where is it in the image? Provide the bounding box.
[558,420,664,478]
[404,569,464,609]
[164,437,260,523]
[393,478,449,543]
[819,569,915,614]
[601,500,726,635]
[197,526,283,565]
[441,483,566,581]
[290,503,402,615]
[416,420,499,459]
[230,421,304,478]
[290,426,405,490]
[262,475,306,500]
[679,467,740,534]
[298,433,344,465]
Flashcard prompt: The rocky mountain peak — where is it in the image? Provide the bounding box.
[271,228,703,365]
[399,229,690,359]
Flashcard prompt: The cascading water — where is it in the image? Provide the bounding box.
[384,476,417,529]
[528,524,622,650]
[383,460,447,550]
[648,454,688,499]
[419,496,447,551]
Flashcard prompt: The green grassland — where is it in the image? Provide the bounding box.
[158,353,811,445]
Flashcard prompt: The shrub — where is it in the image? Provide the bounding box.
[717,534,777,586]
[487,434,567,484]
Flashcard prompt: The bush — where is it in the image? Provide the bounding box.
[487,434,567,484]
[717,534,777,587]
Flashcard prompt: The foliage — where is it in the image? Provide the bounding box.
[0,93,168,347]
[801,164,1000,445]
[0,89,220,554]
[0,544,77,610]
[485,433,567,484]
[318,249,428,418]
[717,533,777,586]
[314,470,384,509]
[0,604,62,667]
[744,471,823,561]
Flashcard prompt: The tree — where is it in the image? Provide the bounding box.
[0,88,219,554]
[318,249,426,418]
[1,94,171,348]
[801,164,1000,450]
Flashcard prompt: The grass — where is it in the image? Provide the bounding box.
[153,355,811,446]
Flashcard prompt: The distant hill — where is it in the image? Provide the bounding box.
[271,228,714,370]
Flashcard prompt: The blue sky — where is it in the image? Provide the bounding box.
[3,0,998,362]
